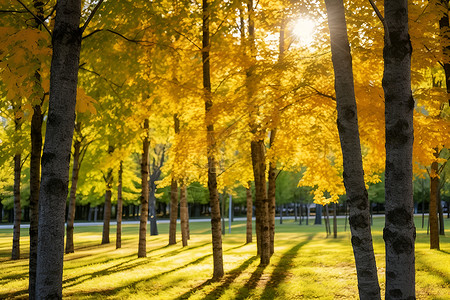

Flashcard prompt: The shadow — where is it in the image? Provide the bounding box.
[0,288,28,299]
[438,249,450,255]
[158,242,211,258]
[174,279,215,300]
[234,265,268,300]
[259,235,314,299]
[201,256,258,300]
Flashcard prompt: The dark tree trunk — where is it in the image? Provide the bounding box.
[12,152,21,260]
[437,192,445,235]
[138,119,150,258]
[29,6,45,299]
[333,202,337,239]
[383,0,416,298]
[267,129,277,256]
[65,138,81,254]
[439,0,450,106]
[102,166,113,244]
[246,186,252,244]
[429,159,440,248]
[116,161,123,249]
[314,204,322,224]
[180,183,188,247]
[168,178,178,245]
[324,0,381,297]
[203,0,223,279]
[36,0,82,297]
[251,140,270,266]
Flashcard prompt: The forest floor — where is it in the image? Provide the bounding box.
[0,217,448,299]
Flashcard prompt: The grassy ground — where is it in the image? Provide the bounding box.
[0,216,449,299]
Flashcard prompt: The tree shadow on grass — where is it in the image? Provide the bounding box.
[174,256,258,300]
[416,255,450,285]
[259,234,314,299]
[0,288,28,299]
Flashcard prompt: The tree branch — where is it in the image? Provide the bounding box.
[173,29,201,50]
[367,0,390,44]
[80,0,104,34]
[15,0,52,36]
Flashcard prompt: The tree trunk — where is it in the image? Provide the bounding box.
[251,140,270,266]
[268,129,277,256]
[12,152,21,260]
[439,0,450,107]
[65,138,81,254]
[168,178,178,245]
[314,204,322,224]
[138,119,150,258]
[246,186,252,244]
[116,161,123,249]
[203,0,223,279]
[429,160,440,249]
[29,103,43,299]
[102,168,113,245]
[180,183,188,247]
[36,0,82,297]
[324,0,381,297]
[333,202,337,239]
[29,3,45,298]
[438,192,445,235]
[383,0,416,298]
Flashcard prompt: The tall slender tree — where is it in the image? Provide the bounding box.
[383,0,416,298]
[116,161,123,249]
[203,0,224,279]
[138,119,150,257]
[35,0,84,297]
[324,0,381,297]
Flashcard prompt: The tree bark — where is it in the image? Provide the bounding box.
[180,183,188,247]
[169,178,178,245]
[12,151,21,260]
[102,146,113,245]
[246,185,252,244]
[251,140,271,266]
[138,119,150,258]
[149,148,164,236]
[439,0,450,106]
[116,161,123,249]
[324,0,381,297]
[203,0,223,279]
[65,138,81,254]
[429,159,440,249]
[36,0,82,297]
[383,0,416,298]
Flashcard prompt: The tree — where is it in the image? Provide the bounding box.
[138,118,150,257]
[203,0,224,279]
[324,0,381,297]
[383,0,416,297]
[35,0,83,297]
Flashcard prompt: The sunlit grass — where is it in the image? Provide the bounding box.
[0,216,448,299]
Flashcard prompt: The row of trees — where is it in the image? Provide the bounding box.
[0,0,449,298]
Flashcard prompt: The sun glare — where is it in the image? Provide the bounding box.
[292,18,316,46]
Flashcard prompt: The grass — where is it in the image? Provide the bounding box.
[0,216,449,299]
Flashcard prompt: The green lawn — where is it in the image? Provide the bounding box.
[0,217,449,299]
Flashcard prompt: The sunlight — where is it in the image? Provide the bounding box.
[292,18,316,46]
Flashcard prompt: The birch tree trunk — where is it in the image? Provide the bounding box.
[116,161,123,249]
[36,0,82,297]
[383,0,416,298]
[138,119,150,258]
[203,0,223,279]
[324,0,381,297]
[65,138,81,254]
